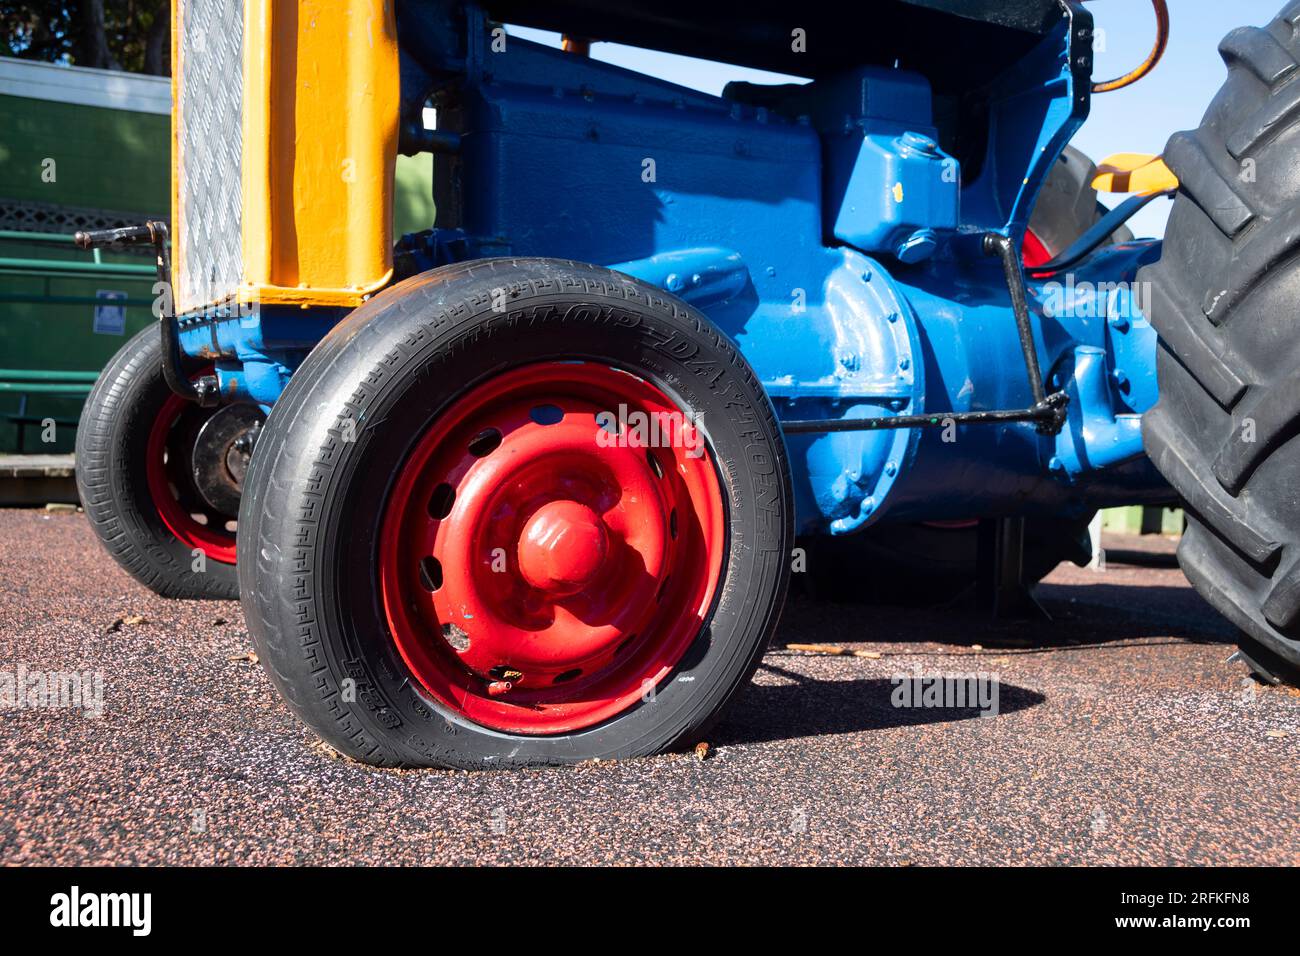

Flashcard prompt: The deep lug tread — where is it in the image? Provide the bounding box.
[1144,279,1248,406]
[1141,3,1300,679]
[1211,370,1300,493]
[1197,201,1300,323]
[1218,26,1297,87]
[1143,409,1280,565]
[1227,77,1300,157]
[1163,131,1255,237]
[1262,550,1300,627]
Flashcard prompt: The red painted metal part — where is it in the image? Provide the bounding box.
[144,391,238,565]
[378,362,726,734]
[1021,229,1052,268]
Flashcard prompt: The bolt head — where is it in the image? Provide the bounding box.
[896,229,938,264]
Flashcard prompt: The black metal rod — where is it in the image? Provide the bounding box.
[73,224,154,248]
[983,232,1046,407]
[1029,190,1170,275]
[146,222,209,405]
[781,232,1068,437]
[398,123,463,157]
[75,221,218,406]
[782,402,1058,435]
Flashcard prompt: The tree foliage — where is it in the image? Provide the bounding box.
[1,1,170,75]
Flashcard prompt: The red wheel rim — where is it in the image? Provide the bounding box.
[379,362,726,734]
[145,391,238,565]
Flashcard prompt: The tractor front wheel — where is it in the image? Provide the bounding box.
[76,325,251,600]
[237,258,793,768]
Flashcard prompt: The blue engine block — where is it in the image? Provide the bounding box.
[178,1,1171,536]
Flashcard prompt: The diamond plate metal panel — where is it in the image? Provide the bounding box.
[176,0,243,312]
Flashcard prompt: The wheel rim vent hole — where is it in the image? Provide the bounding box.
[468,428,503,457]
[419,556,443,592]
[428,483,455,520]
[530,404,564,426]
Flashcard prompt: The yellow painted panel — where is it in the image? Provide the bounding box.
[1092,153,1179,196]
[241,0,399,307]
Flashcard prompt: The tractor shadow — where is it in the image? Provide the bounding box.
[710,566,1237,747]
[784,574,1238,655]
[713,664,1044,747]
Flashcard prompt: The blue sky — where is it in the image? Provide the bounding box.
[513,1,1288,239]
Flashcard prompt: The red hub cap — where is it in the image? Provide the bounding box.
[517,499,609,595]
[379,362,726,734]
[145,391,238,565]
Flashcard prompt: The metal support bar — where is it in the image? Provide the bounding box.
[976,517,1050,621]
[398,125,463,156]
[0,369,100,383]
[0,229,79,243]
[0,294,155,307]
[0,258,155,278]
[0,382,93,395]
[781,232,1068,437]
[984,233,1047,408]
[782,399,1065,434]
[74,221,220,407]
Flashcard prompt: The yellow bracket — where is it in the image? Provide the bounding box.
[1091,153,1179,196]
[241,0,400,308]
[173,0,401,313]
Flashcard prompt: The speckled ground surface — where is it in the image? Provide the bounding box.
[1,509,1296,865]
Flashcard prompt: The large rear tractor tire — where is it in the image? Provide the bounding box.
[1141,3,1300,683]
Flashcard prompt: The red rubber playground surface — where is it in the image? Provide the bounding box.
[0,509,1297,865]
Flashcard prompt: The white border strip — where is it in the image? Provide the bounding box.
[0,56,170,115]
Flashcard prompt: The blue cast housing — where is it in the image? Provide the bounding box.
[177,0,1171,536]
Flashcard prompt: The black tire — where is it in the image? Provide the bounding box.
[238,258,793,768]
[75,325,241,600]
[1141,5,1300,680]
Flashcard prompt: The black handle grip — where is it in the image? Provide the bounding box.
[73,224,158,250]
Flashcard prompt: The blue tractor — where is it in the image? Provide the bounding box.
[74,0,1300,767]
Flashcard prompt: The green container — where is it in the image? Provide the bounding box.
[0,56,435,454]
